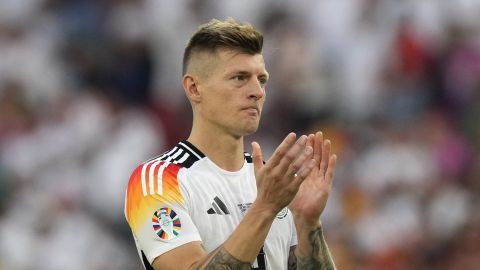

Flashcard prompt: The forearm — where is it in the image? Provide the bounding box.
[193,246,251,270]
[193,202,276,269]
[294,221,336,270]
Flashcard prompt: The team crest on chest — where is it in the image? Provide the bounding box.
[152,207,182,240]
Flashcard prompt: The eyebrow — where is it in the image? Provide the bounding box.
[228,70,269,80]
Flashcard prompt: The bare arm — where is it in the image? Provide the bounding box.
[287,225,335,270]
[294,224,335,270]
[152,133,316,270]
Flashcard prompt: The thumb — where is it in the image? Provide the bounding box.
[251,141,264,174]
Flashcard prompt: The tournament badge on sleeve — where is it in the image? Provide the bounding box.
[152,207,182,240]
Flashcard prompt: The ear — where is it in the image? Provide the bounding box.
[182,74,201,103]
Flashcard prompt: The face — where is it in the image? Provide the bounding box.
[191,49,269,138]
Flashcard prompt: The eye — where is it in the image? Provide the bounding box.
[232,75,246,81]
[259,77,268,87]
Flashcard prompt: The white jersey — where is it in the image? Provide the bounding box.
[125,140,297,270]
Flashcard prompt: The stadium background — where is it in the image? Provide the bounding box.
[0,0,479,269]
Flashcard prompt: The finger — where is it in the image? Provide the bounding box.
[292,158,316,186]
[307,134,315,149]
[319,139,331,174]
[295,158,316,179]
[276,135,308,174]
[251,141,264,174]
[313,132,323,164]
[268,132,297,166]
[324,154,337,187]
[285,145,313,178]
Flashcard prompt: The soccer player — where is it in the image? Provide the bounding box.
[125,18,337,270]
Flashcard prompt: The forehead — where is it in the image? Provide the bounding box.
[214,49,267,75]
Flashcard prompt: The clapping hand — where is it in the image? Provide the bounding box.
[288,132,337,224]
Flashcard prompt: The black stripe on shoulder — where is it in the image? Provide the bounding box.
[176,140,205,168]
[144,141,205,168]
[244,152,253,163]
[179,140,205,158]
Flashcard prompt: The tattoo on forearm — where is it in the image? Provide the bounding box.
[198,247,251,270]
[297,227,336,270]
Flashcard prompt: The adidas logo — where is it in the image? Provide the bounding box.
[207,196,230,215]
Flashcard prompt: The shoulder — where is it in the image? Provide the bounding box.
[127,140,206,196]
[145,140,206,169]
[125,141,207,229]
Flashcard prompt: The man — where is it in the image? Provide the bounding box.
[125,18,337,270]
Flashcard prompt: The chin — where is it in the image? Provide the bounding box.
[241,125,259,136]
[232,119,260,137]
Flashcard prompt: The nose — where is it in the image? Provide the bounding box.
[248,78,265,100]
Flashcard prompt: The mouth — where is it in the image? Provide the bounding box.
[242,106,259,115]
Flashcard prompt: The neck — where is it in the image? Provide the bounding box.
[187,121,246,172]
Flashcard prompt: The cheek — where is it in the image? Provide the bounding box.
[204,92,232,115]
[258,97,266,112]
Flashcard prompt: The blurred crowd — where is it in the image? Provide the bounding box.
[0,0,479,269]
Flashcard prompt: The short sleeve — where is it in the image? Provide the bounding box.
[125,161,202,264]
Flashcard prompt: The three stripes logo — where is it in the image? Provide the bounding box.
[207,196,230,215]
[139,142,203,197]
[140,146,190,197]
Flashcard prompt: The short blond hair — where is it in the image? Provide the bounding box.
[182,18,263,75]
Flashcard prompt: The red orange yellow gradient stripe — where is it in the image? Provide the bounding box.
[125,161,184,236]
